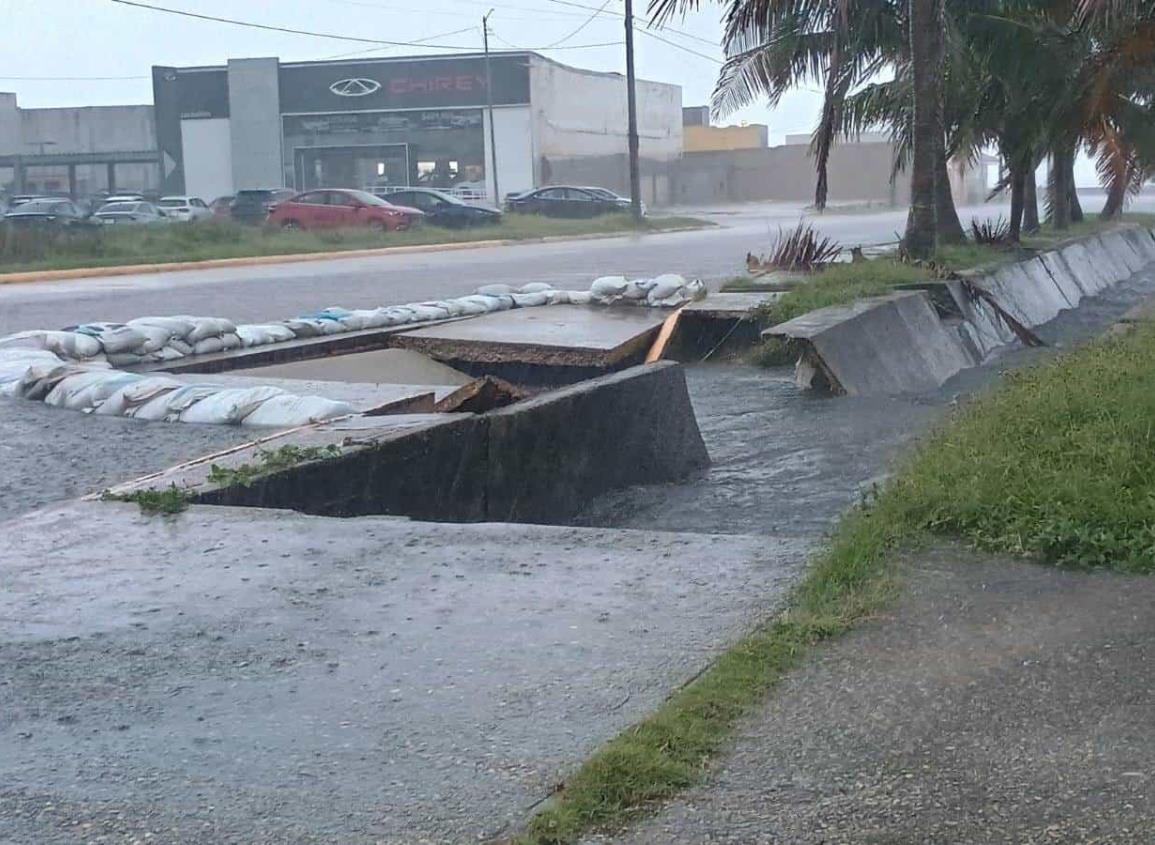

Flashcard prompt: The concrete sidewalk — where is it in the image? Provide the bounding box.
[597,546,1155,844]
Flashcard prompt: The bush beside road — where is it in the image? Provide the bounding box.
[0,215,708,276]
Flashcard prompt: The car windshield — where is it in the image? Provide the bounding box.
[159,198,188,208]
[236,191,272,202]
[345,189,393,207]
[11,199,67,213]
[101,202,140,212]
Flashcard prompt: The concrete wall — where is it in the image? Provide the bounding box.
[684,124,768,152]
[181,117,233,201]
[529,55,682,172]
[483,106,535,200]
[227,58,283,190]
[673,141,908,206]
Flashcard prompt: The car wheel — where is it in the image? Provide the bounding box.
[281,220,301,230]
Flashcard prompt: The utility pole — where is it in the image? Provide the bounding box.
[482,10,501,206]
[624,0,642,222]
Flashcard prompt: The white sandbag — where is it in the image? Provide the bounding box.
[106,351,154,367]
[567,291,593,305]
[167,337,193,356]
[0,330,104,360]
[236,324,296,347]
[408,305,449,322]
[381,306,417,325]
[70,324,148,356]
[518,282,554,294]
[125,320,177,353]
[57,371,141,411]
[180,316,237,343]
[45,370,123,411]
[547,289,573,306]
[128,316,195,338]
[622,279,656,301]
[219,332,243,351]
[96,376,184,416]
[423,299,464,318]
[590,276,629,303]
[193,336,226,356]
[336,311,371,331]
[477,283,514,296]
[645,273,687,305]
[178,386,288,425]
[0,351,70,398]
[283,319,323,338]
[511,291,550,308]
[457,295,501,314]
[242,394,354,427]
[155,346,187,361]
[136,384,220,421]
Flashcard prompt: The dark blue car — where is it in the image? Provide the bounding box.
[380,188,502,229]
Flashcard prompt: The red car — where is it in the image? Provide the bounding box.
[266,188,423,231]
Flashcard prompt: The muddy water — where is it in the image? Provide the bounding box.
[578,266,1155,538]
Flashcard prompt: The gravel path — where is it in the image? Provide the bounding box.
[594,546,1155,845]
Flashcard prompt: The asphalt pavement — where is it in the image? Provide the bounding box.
[4,197,1141,337]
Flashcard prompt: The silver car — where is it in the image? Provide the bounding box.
[158,195,213,222]
[93,201,168,225]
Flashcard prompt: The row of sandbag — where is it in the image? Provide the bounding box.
[0,349,353,427]
[0,274,705,368]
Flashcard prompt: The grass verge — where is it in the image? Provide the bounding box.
[0,214,707,274]
[517,319,1155,843]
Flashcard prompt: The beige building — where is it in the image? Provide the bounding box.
[684,123,769,152]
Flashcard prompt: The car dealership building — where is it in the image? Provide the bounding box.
[151,52,683,203]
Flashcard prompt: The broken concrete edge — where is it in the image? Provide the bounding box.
[0,222,712,286]
[102,362,710,525]
[760,226,1155,396]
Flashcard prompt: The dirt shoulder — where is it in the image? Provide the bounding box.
[599,545,1155,844]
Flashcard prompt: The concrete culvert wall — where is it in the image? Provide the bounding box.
[195,362,710,524]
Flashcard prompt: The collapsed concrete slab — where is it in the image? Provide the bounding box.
[111,362,709,525]
[390,305,667,384]
[766,227,1155,396]
[765,291,977,396]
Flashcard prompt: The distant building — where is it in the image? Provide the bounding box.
[0,93,156,195]
[0,53,683,204]
[680,105,768,153]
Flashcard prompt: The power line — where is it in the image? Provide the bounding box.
[489,27,620,50]
[636,27,721,63]
[320,0,595,22]
[319,26,479,60]
[538,0,719,46]
[109,0,479,49]
[544,0,614,48]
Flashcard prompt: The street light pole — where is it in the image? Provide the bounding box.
[482,10,501,206]
[624,0,642,222]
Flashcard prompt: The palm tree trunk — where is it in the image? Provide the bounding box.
[934,144,966,243]
[1050,145,1073,230]
[1008,165,1025,243]
[930,9,965,245]
[903,0,940,258]
[1023,166,1040,232]
[1069,179,1084,223]
[1101,178,1126,219]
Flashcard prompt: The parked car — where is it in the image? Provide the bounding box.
[158,195,213,222]
[230,189,295,225]
[505,185,635,218]
[266,189,424,231]
[581,186,646,215]
[4,194,50,211]
[209,195,234,217]
[3,198,91,227]
[100,193,147,205]
[93,200,167,225]
[379,187,501,228]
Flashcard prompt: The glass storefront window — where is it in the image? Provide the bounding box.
[282,108,485,192]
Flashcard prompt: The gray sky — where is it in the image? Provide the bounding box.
[1,0,823,142]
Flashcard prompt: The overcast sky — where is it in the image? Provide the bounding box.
[1,0,824,143]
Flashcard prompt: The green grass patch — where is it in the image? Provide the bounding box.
[0,215,707,274]
[754,260,933,326]
[206,444,342,489]
[105,484,192,516]
[519,320,1155,843]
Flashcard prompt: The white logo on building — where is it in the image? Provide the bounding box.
[329,78,382,97]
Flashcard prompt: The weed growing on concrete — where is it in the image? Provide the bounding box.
[519,320,1155,842]
[207,444,342,488]
[105,485,193,516]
